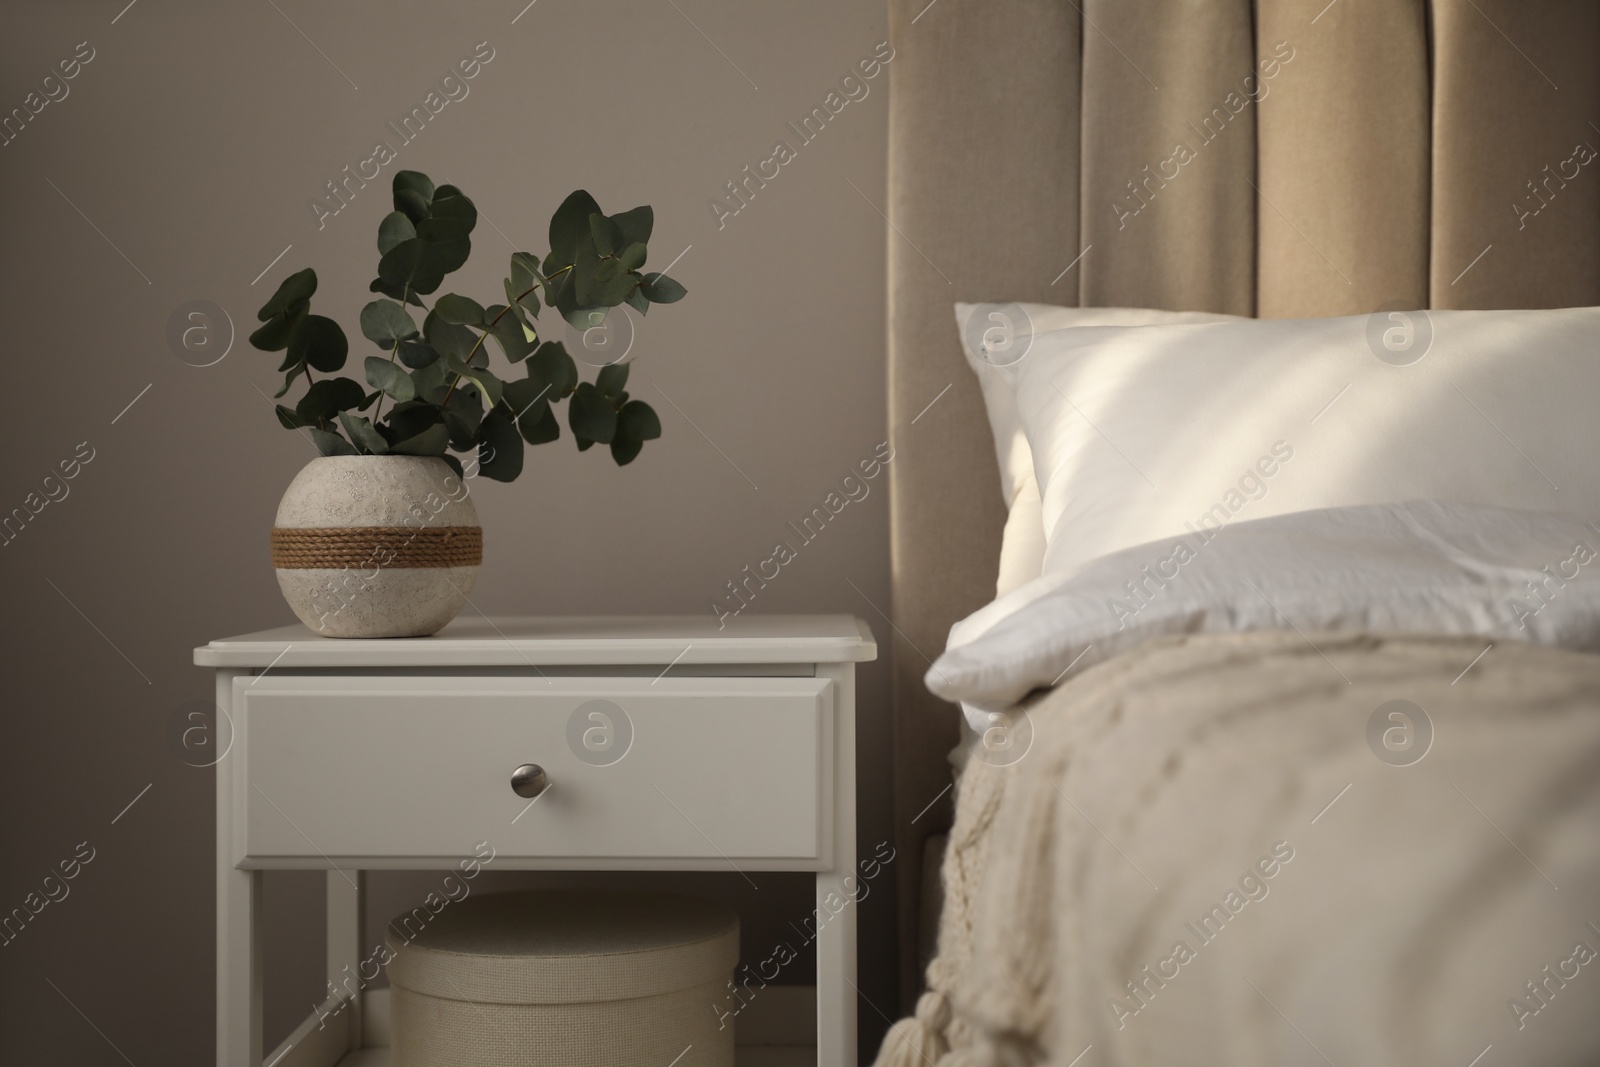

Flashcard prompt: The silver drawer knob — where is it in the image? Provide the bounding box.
[510,763,549,799]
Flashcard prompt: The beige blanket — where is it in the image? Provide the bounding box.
[877,632,1600,1067]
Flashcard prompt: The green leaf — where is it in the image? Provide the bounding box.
[395,189,429,222]
[576,437,596,452]
[274,404,307,430]
[446,356,503,408]
[393,171,435,223]
[501,282,525,327]
[416,225,471,274]
[573,243,602,305]
[394,170,435,199]
[359,299,419,346]
[442,389,485,449]
[610,435,644,465]
[589,213,622,257]
[562,303,605,330]
[365,356,415,402]
[435,294,487,325]
[274,362,305,398]
[369,277,426,306]
[358,389,381,411]
[409,357,452,404]
[477,410,524,482]
[486,312,537,362]
[617,398,662,441]
[505,265,541,325]
[378,239,447,296]
[596,271,638,307]
[596,363,629,397]
[546,269,578,321]
[339,411,389,454]
[617,241,647,272]
[389,422,450,457]
[289,315,348,373]
[607,397,659,465]
[385,401,439,442]
[250,309,299,352]
[519,401,560,445]
[377,212,416,255]
[309,428,358,456]
[527,341,579,399]
[397,340,440,369]
[504,377,551,421]
[612,205,654,249]
[624,287,650,315]
[296,376,366,421]
[427,193,478,236]
[568,382,618,443]
[424,315,482,363]
[510,251,539,290]
[641,272,687,304]
[549,189,603,265]
[257,267,316,322]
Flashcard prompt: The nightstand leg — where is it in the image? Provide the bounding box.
[816,869,859,1066]
[327,870,366,1052]
[817,663,858,1066]
[217,667,262,1066]
[218,868,262,1066]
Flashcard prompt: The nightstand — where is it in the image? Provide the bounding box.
[194,615,877,1067]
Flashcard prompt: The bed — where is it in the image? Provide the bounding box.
[879,2,1600,1063]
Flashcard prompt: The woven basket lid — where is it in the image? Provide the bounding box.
[386,890,739,1005]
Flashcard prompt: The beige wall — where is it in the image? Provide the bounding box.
[0,0,894,1060]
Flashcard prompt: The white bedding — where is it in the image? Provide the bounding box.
[888,632,1600,1067]
[900,306,1600,1067]
[934,500,1600,709]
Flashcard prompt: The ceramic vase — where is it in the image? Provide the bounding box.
[271,456,480,638]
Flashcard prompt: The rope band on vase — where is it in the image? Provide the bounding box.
[271,526,483,569]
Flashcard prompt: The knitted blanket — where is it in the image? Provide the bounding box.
[875,631,1600,1067]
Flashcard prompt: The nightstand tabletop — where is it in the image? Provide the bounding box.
[194,613,877,668]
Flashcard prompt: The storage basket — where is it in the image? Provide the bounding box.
[386,889,739,1066]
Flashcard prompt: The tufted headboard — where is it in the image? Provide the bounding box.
[884,0,1600,1005]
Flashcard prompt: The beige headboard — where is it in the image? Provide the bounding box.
[885,0,1600,1005]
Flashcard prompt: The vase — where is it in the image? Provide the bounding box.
[271,456,481,638]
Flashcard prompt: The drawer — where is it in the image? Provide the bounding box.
[231,675,832,869]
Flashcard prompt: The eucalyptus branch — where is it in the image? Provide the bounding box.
[538,263,573,285]
[250,174,684,475]
[440,282,543,407]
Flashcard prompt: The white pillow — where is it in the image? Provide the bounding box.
[1012,306,1600,581]
[929,500,1600,705]
[954,303,1236,595]
[993,477,1047,597]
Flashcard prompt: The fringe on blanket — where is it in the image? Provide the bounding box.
[871,750,1042,1067]
[871,646,1167,1067]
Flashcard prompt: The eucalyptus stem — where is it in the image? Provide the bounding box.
[439,278,550,407]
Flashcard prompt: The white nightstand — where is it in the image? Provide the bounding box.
[195,615,877,1067]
